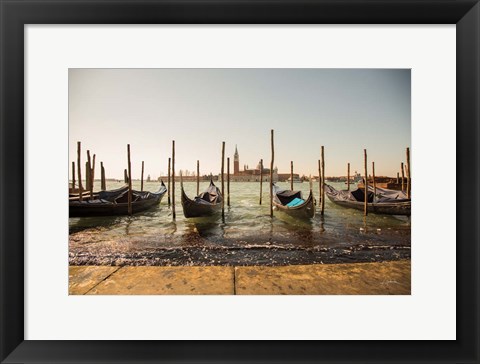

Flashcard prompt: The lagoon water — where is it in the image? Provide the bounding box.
[69,181,411,266]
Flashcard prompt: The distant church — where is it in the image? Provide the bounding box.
[228,145,278,182]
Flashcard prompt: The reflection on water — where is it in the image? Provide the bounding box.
[69,181,411,266]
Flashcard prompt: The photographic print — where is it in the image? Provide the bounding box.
[68,68,411,295]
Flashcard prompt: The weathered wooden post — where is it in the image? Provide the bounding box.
[124,169,128,183]
[77,142,83,201]
[227,157,230,207]
[406,147,411,198]
[259,159,263,205]
[85,161,91,192]
[364,149,368,216]
[92,154,96,180]
[86,152,91,187]
[270,130,274,218]
[401,162,405,192]
[290,161,294,190]
[127,144,132,215]
[347,162,350,191]
[372,161,376,202]
[318,159,321,206]
[91,154,96,197]
[86,150,93,199]
[172,141,176,220]
[100,162,106,191]
[141,161,144,192]
[196,160,200,196]
[321,146,325,215]
[221,142,225,219]
[168,157,171,206]
[85,162,90,190]
[397,172,400,184]
[71,161,76,191]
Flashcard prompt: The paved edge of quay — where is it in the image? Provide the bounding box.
[69,260,411,295]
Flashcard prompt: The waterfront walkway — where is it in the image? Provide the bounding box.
[69,260,410,295]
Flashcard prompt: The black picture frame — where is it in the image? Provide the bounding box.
[1,1,478,363]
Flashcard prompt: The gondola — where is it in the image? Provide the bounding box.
[69,184,130,202]
[324,184,411,216]
[181,180,223,218]
[272,184,315,219]
[69,181,167,217]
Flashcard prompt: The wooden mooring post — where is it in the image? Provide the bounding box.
[372,161,376,203]
[141,161,144,192]
[221,142,225,219]
[321,146,325,215]
[100,162,106,191]
[124,169,128,183]
[85,161,90,192]
[397,172,400,184]
[91,154,96,198]
[127,144,132,215]
[86,150,93,200]
[364,149,368,216]
[85,150,92,191]
[318,159,321,206]
[270,130,274,218]
[196,160,200,196]
[227,157,230,207]
[172,141,176,220]
[71,161,76,190]
[259,159,263,205]
[168,157,171,206]
[401,162,405,192]
[406,147,411,198]
[347,162,350,191]
[77,142,83,201]
[290,161,294,190]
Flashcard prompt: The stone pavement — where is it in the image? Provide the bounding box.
[69,260,410,295]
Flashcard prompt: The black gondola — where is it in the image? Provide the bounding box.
[181,180,223,218]
[272,184,315,219]
[69,185,130,202]
[69,181,167,217]
[325,184,411,216]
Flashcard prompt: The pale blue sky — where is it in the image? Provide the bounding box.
[69,68,410,179]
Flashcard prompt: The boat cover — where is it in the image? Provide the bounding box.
[273,184,303,206]
[193,181,223,205]
[325,184,410,203]
[286,198,305,207]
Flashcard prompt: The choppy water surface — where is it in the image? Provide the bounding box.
[69,181,411,266]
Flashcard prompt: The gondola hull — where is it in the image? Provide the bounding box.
[181,180,223,218]
[272,185,315,219]
[325,184,411,216]
[181,190,222,218]
[69,184,167,217]
[69,185,130,202]
[327,198,411,215]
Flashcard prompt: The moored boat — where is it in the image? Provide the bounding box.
[69,184,130,202]
[69,182,167,217]
[272,184,315,219]
[181,180,223,218]
[325,184,410,216]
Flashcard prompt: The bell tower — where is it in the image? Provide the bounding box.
[234,145,240,175]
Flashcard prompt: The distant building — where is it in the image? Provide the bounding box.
[234,145,240,175]
[222,145,280,182]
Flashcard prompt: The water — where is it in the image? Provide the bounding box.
[69,181,411,266]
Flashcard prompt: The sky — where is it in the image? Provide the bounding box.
[69,68,410,179]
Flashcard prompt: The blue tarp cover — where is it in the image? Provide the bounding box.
[286,197,305,207]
